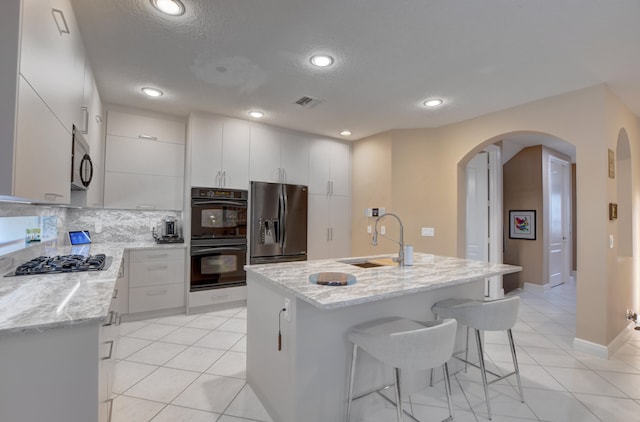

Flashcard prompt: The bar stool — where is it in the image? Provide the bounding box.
[430,296,523,420]
[346,317,457,422]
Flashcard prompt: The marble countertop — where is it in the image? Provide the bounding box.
[245,253,522,310]
[0,241,187,336]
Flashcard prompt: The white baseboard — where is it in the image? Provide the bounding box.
[573,322,635,359]
[523,282,548,293]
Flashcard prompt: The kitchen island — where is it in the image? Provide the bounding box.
[245,253,521,422]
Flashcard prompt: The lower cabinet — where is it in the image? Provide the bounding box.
[128,248,186,314]
[0,295,120,422]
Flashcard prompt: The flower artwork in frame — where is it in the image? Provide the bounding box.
[509,210,536,240]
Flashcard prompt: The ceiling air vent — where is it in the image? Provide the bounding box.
[294,96,322,108]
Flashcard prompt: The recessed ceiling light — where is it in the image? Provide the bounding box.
[150,0,185,16]
[340,130,352,136]
[141,87,163,97]
[424,99,444,107]
[310,55,334,67]
[248,111,264,119]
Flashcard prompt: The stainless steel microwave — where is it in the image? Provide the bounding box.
[71,125,93,190]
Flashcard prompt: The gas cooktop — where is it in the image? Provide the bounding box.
[5,254,112,277]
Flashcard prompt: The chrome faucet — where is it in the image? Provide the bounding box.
[371,212,405,266]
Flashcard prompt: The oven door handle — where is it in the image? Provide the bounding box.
[191,247,246,256]
[192,200,247,207]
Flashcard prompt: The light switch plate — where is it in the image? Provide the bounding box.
[421,227,435,237]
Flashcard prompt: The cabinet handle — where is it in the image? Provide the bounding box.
[327,228,331,241]
[102,340,114,360]
[147,253,169,259]
[147,289,168,296]
[138,134,158,140]
[103,310,118,326]
[147,264,168,271]
[222,171,227,187]
[112,288,118,299]
[106,398,114,422]
[135,205,156,209]
[327,181,331,195]
[80,107,89,134]
[330,227,334,241]
[51,9,70,35]
[215,170,221,187]
[211,293,229,301]
[330,181,334,195]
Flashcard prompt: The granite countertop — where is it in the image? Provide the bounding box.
[0,241,187,336]
[245,253,522,310]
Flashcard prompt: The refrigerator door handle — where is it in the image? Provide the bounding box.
[281,189,288,248]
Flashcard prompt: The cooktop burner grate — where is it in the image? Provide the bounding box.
[9,254,108,276]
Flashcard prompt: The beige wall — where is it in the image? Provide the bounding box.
[503,146,543,291]
[351,84,640,347]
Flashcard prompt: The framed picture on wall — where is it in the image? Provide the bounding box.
[509,210,536,240]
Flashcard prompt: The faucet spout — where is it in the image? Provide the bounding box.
[371,213,405,266]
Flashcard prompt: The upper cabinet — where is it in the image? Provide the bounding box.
[189,113,250,190]
[20,0,86,135]
[104,110,186,211]
[250,125,309,185]
[308,138,351,196]
[0,0,89,204]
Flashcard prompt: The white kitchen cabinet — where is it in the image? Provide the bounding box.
[104,109,186,210]
[104,171,183,210]
[107,110,186,144]
[189,113,250,189]
[20,0,86,135]
[0,295,121,422]
[13,76,71,204]
[307,194,351,260]
[128,248,186,314]
[113,254,129,315]
[250,124,309,185]
[308,137,351,196]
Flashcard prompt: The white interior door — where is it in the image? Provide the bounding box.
[466,153,489,264]
[548,157,570,287]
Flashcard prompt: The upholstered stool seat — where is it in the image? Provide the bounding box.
[346,317,457,422]
[431,296,524,420]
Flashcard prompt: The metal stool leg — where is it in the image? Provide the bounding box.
[346,344,358,422]
[508,329,525,403]
[464,325,469,372]
[442,363,455,422]
[475,329,492,420]
[394,368,404,422]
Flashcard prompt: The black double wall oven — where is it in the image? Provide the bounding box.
[190,187,248,291]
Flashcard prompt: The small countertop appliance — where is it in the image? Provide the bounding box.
[153,216,184,244]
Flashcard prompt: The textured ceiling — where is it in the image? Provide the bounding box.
[71,0,640,141]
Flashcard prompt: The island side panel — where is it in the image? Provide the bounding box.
[246,273,298,422]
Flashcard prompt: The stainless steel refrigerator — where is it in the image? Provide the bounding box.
[250,181,308,264]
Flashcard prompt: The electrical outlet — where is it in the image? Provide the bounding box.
[380,225,386,235]
[367,225,372,234]
[284,298,290,321]
[95,221,103,233]
[364,208,372,217]
[379,207,386,216]
[421,227,435,237]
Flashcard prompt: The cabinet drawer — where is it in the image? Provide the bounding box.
[129,284,185,313]
[107,110,185,144]
[130,248,184,263]
[130,260,185,287]
[189,286,246,308]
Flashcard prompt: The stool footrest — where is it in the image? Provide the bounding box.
[452,354,503,379]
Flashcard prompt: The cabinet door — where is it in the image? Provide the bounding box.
[308,138,332,195]
[329,195,351,258]
[250,125,281,182]
[330,141,351,196]
[190,114,223,187]
[107,110,185,144]
[104,172,183,210]
[280,131,309,185]
[105,135,185,177]
[221,119,250,189]
[307,194,330,260]
[21,0,85,134]
[85,74,104,208]
[14,76,70,203]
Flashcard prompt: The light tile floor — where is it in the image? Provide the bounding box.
[114,282,640,421]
